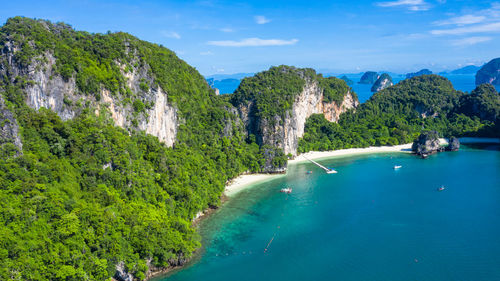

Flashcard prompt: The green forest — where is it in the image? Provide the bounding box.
[0,17,285,280]
[298,76,500,153]
[1,16,499,281]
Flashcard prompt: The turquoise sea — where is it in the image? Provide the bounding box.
[161,143,500,281]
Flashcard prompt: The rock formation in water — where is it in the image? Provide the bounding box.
[476,58,500,86]
[358,71,378,84]
[232,66,359,158]
[340,75,354,85]
[371,73,393,92]
[446,137,460,151]
[412,130,444,156]
[406,69,432,79]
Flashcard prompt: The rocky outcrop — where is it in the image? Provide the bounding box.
[0,41,178,147]
[0,95,23,156]
[406,69,432,79]
[412,131,444,156]
[236,79,359,157]
[476,58,500,85]
[446,137,460,151]
[371,73,393,92]
[359,71,378,84]
[114,262,133,281]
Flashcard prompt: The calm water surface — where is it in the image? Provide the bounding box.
[161,145,500,281]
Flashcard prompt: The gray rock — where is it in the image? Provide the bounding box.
[114,261,134,281]
[371,73,393,92]
[0,95,23,156]
[412,131,444,156]
[446,137,460,151]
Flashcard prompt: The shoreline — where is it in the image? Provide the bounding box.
[149,136,497,280]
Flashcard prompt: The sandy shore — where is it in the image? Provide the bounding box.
[224,173,285,197]
[223,139,456,196]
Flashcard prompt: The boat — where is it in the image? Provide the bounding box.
[280,187,292,194]
[393,165,402,169]
[326,168,337,174]
[306,171,313,174]
[438,185,445,191]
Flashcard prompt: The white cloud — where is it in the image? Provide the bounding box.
[431,22,500,35]
[451,36,492,46]
[200,51,214,55]
[375,0,430,11]
[207,37,298,47]
[161,31,181,39]
[220,27,234,33]
[254,15,271,24]
[433,15,486,26]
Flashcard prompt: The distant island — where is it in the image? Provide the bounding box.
[406,69,432,79]
[359,71,379,84]
[476,57,500,85]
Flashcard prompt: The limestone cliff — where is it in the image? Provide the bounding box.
[371,73,393,92]
[0,95,22,155]
[0,31,178,147]
[232,66,359,157]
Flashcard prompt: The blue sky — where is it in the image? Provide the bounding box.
[1,0,499,75]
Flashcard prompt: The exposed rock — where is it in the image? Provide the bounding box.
[358,71,378,84]
[0,95,23,156]
[0,40,178,147]
[406,69,432,79]
[114,261,133,281]
[476,58,500,85]
[235,79,359,157]
[412,131,444,156]
[371,73,393,92]
[446,137,460,151]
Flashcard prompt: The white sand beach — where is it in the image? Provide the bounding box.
[224,138,454,196]
[224,173,285,197]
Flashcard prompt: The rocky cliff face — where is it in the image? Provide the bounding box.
[237,80,359,156]
[371,73,393,92]
[0,95,22,156]
[476,57,500,85]
[0,41,178,147]
[412,130,443,156]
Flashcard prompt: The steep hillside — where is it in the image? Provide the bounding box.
[231,65,359,157]
[299,75,498,152]
[0,17,284,281]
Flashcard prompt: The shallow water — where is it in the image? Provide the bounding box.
[161,144,500,281]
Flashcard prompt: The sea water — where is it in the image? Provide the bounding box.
[161,144,500,281]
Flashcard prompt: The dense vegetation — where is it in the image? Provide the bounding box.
[299,75,499,152]
[231,66,354,120]
[0,17,284,280]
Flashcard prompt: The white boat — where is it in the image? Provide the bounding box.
[326,169,337,174]
[438,185,445,191]
[393,165,402,169]
[280,187,292,194]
